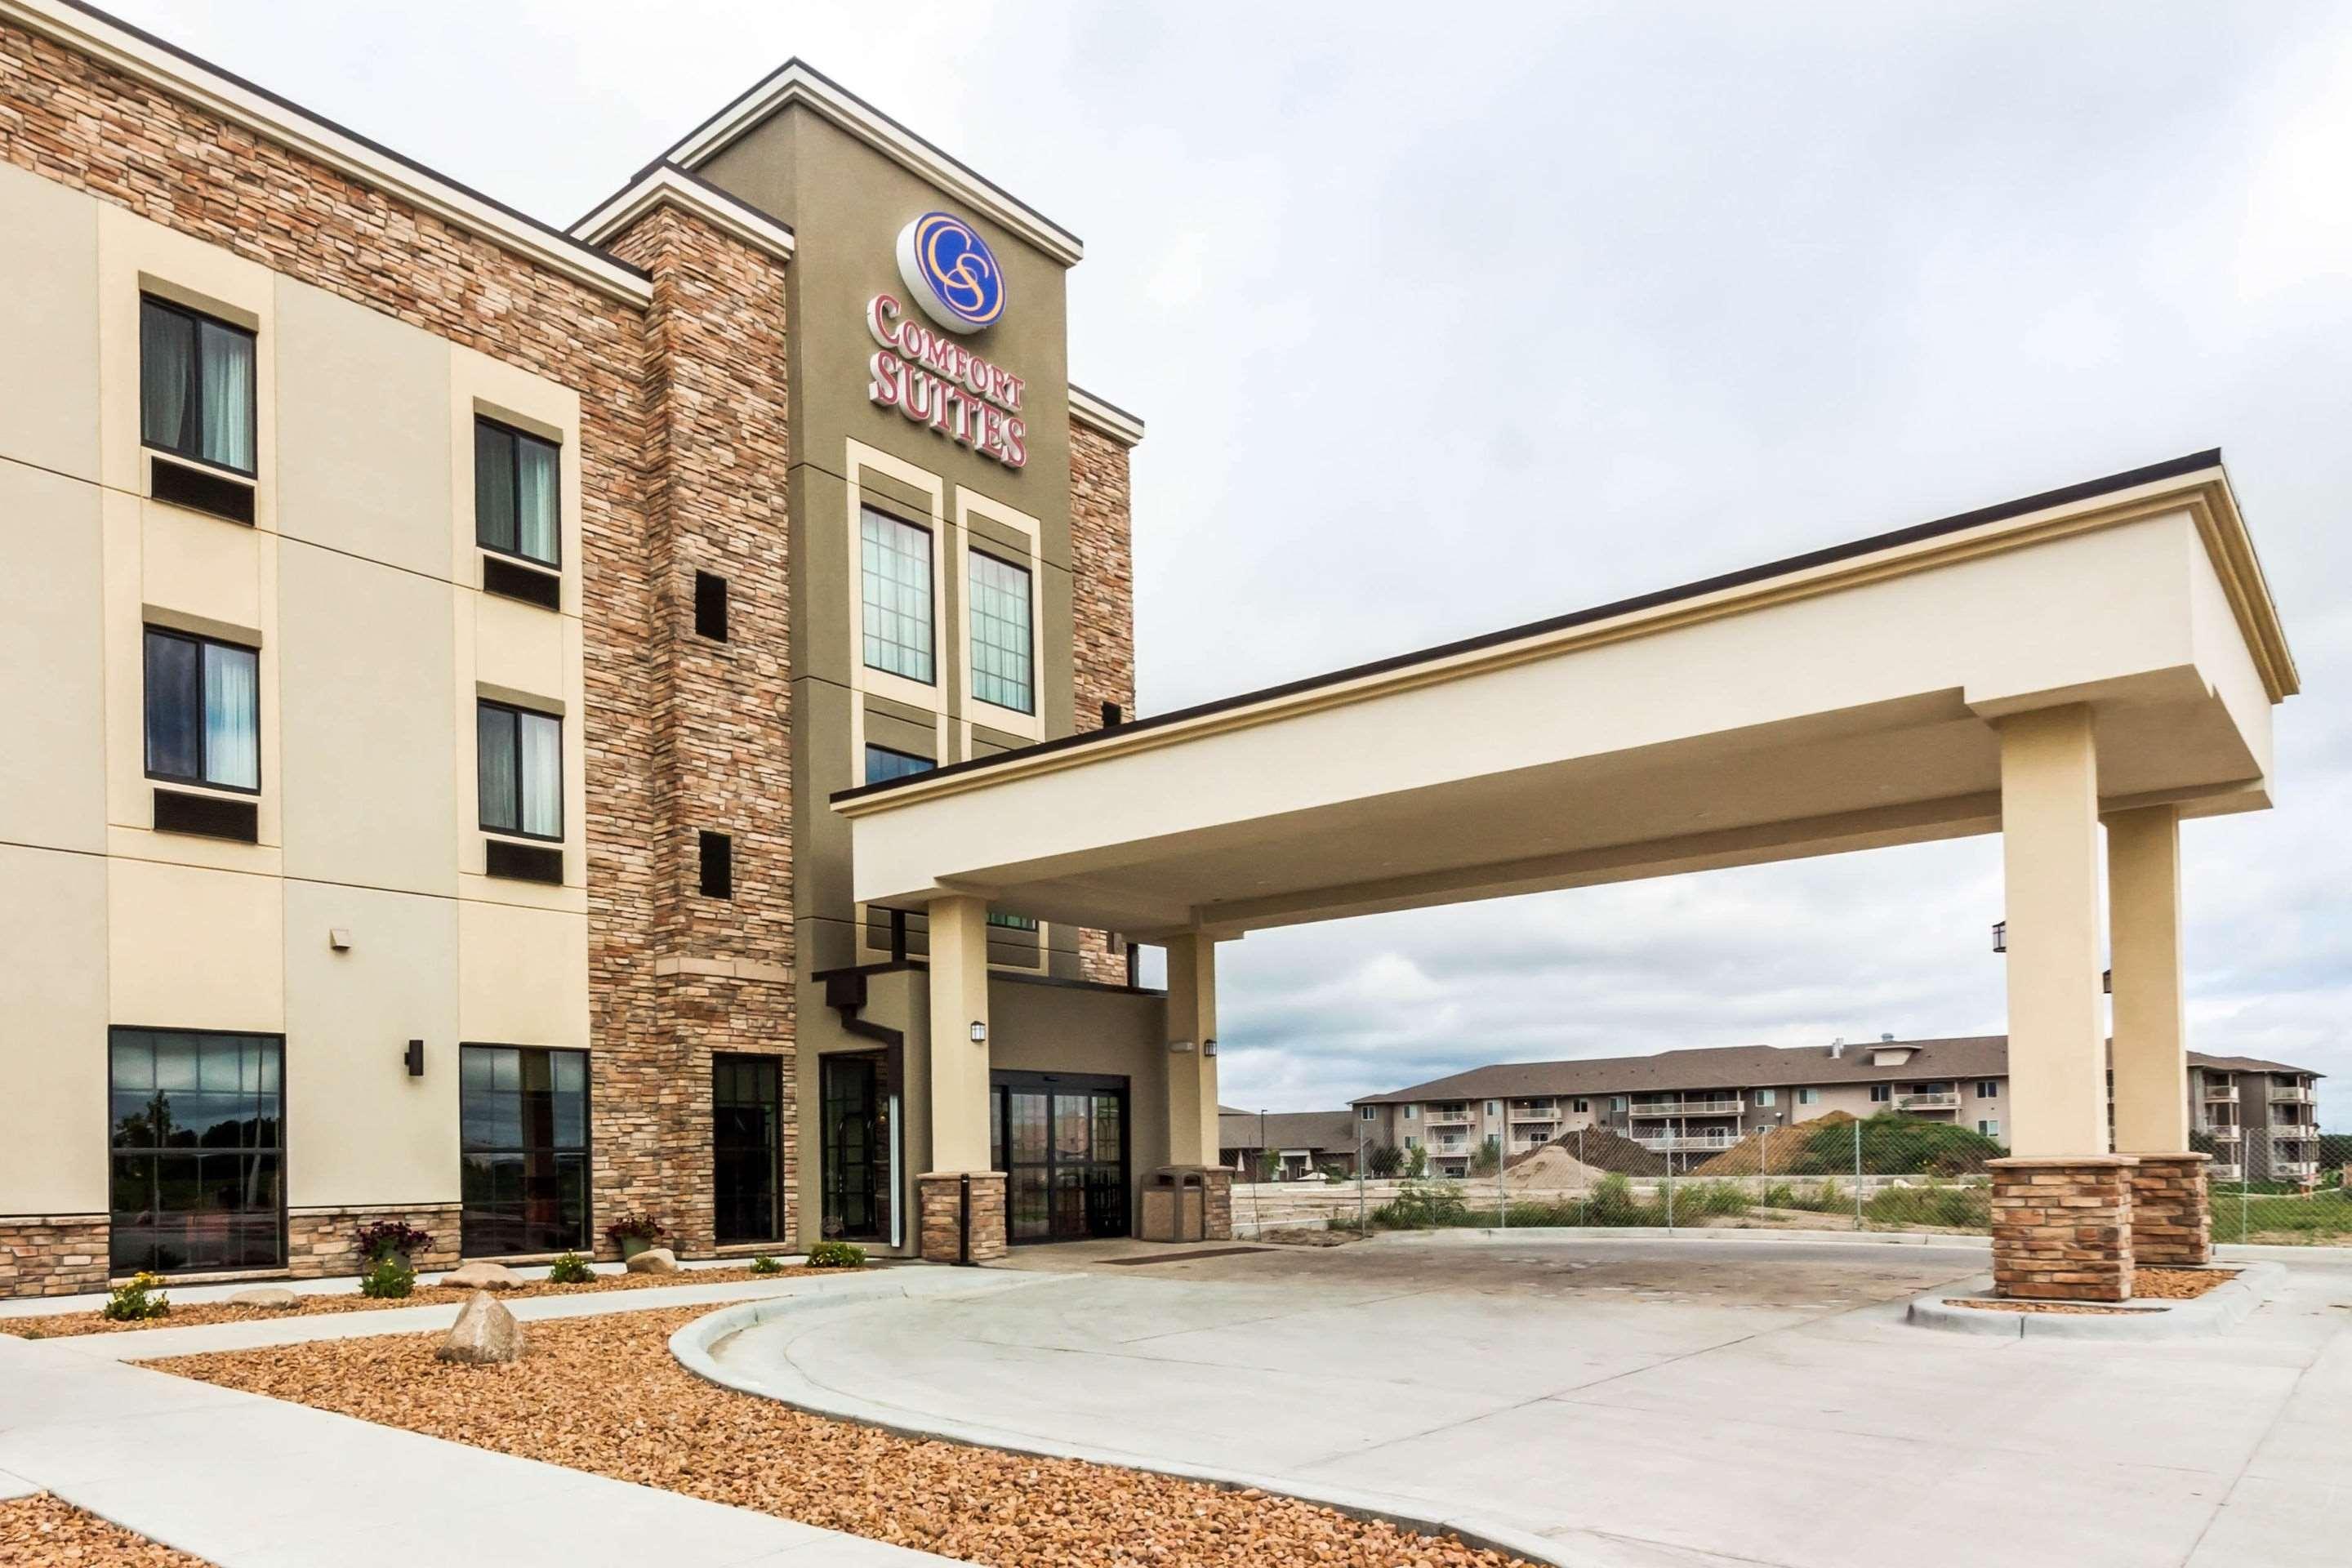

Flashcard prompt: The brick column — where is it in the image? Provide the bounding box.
[2127,1152,2212,1266]
[1989,1156,2136,1301]
[915,1172,1007,1263]
[1200,1169,1233,1241]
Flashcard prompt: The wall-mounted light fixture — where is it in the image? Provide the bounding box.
[1168,1039,1196,1054]
[403,1039,425,1077]
[328,928,352,950]
[969,1020,987,1045]
[1203,1038,1219,1057]
[1991,920,2007,954]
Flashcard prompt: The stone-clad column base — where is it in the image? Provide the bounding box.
[915,1172,1008,1263]
[1200,1169,1234,1241]
[0,1214,109,1299]
[1989,1156,2136,1301]
[2127,1152,2213,1267]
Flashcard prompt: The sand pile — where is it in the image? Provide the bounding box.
[1690,1110,1858,1175]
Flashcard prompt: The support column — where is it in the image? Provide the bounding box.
[2107,804,2212,1265]
[1990,705,2132,1298]
[918,894,1004,1261]
[1164,933,1230,1239]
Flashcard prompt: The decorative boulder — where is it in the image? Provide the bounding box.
[441,1261,524,1291]
[227,1286,298,1309]
[435,1291,523,1364]
[624,1246,679,1275]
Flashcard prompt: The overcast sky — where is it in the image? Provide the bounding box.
[115,0,2352,1121]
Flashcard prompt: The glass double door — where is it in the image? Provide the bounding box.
[992,1072,1129,1244]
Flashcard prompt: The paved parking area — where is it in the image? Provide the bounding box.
[712,1233,2352,1568]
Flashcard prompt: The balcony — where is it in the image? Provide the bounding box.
[2268,1085,2313,1105]
[1425,1107,1472,1127]
[1895,1092,1962,1113]
[1633,1130,1743,1152]
[2274,1160,2319,1179]
[2271,1129,2318,1147]
[2210,1163,2243,1182]
[1508,1102,1561,1122]
[2202,1083,2238,1102]
[1628,1098,1744,1119]
[2207,1125,2243,1144]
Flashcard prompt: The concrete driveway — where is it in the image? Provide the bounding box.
[706,1233,2352,1568]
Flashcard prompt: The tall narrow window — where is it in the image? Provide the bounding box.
[969,550,1033,712]
[140,296,256,474]
[474,417,561,568]
[714,1054,783,1244]
[478,700,562,840]
[109,1028,283,1274]
[698,831,733,899]
[863,744,935,785]
[859,506,933,682]
[693,571,729,641]
[144,627,259,792]
[459,1045,588,1256]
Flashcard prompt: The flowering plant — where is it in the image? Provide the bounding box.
[603,1214,668,1245]
[354,1219,433,1261]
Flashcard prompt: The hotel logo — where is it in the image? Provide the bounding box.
[896,211,1005,333]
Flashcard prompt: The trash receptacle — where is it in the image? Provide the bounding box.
[1138,1167,1208,1242]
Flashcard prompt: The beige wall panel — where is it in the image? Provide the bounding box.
[0,845,109,1214]
[992,981,1171,1185]
[278,543,457,895]
[283,880,459,1207]
[108,858,283,1032]
[274,279,452,579]
[472,591,569,709]
[0,163,100,482]
[140,503,265,634]
[2186,533,2275,783]
[0,465,105,853]
[456,899,587,1047]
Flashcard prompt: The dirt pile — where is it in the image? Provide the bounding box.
[1691,1111,1858,1175]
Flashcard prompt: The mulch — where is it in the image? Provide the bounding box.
[1948,1266,2238,1314]
[0,1493,211,1566]
[155,1307,1541,1568]
[1,1265,816,1339]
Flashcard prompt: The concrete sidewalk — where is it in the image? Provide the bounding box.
[0,1291,951,1566]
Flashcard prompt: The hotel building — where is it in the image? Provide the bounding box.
[0,0,1167,1296]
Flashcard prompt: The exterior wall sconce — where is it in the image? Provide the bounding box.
[2102,968,2113,994]
[1169,1039,1196,1054]
[1203,1038,1218,1056]
[403,1039,425,1077]
[969,1020,987,1045]
[1991,920,2007,954]
[328,927,353,950]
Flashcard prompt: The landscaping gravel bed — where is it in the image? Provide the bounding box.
[1944,1267,2238,1314]
[158,1307,1541,1568]
[2,1266,813,1338]
[0,1492,211,1565]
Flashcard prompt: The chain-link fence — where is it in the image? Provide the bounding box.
[2202,1129,2352,1245]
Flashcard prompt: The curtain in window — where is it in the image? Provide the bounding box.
[519,710,561,837]
[140,302,193,454]
[196,318,255,472]
[478,705,519,832]
[516,436,559,565]
[202,643,260,791]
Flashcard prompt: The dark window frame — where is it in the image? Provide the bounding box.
[457,1042,592,1258]
[693,571,729,642]
[863,743,936,785]
[107,1025,287,1276]
[142,625,262,795]
[139,294,258,479]
[698,830,733,900]
[473,415,564,571]
[477,697,564,843]
[713,1053,785,1245]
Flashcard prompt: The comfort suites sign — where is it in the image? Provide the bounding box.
[866,211,1028,469]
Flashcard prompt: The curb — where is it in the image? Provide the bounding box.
[1397,1225,1992,1249]
[1904,1262,2287,1339]
[670,1281,1600,1568]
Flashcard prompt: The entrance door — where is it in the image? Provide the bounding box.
[992,1071,1129,1243]
[712,1054,782,1245]
[821,1054,893,1242]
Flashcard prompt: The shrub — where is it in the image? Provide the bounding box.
[546,1251,595,1284]
[807,1240,866,1268]
[1759,1179,1797,1209]
[1866,1178,1989,1231]
[353,1219,432,1263]
[102,1272,171,1321]
[749,1253,783,1275]
[1588,1172,1641,1225]
[1367,1143,1405,1178]
[359,1253,414,1299]
[1369,1178,1471,1229]
[604,1214,668,1246]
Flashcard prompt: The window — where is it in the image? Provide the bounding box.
[459,1045,588,1256]
[1869,1083,1891,1102]
[144,627,259,792]
[988,911,1039,931]
[474,416,560,568]
[1572,1098,1589,1114]
[109,1028,283,1274]
[1485,1101,1500,1119]
[698,831,732,899]
[1797,1088,1820,1105]
[1361,1106,1377,1120]
[1976,1080,1999,1098]
[713,1054,782,1244]
[140,296,255,475]
[864,744,935,784]
[1404,1134,1419,1149]
[477,700,562,840]
[694,571,728,641]
[1755,1089,1776,1107]
[1404,1105,1418,1121]
[969,550,1033,712]
[1978,1118,2002,1138]
[1610,1096,1628,1113]
[860,506,933,682]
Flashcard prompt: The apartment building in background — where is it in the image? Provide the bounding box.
[1216,1107,1361,1178]
[1353,1036,2326,1183]
[0,0,1160,1296]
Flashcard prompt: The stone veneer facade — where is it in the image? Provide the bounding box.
[2126,1152,2213,1267]
[286,1205,464,1278]
[1989,1156,2137,1301]
[0,15,1138,1294]
[1200,1169,1234,1242]
[915,1171,1009,1263]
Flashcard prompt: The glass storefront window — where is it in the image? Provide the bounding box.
[109,1028,283,1274]
[459,1045,588,1256]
